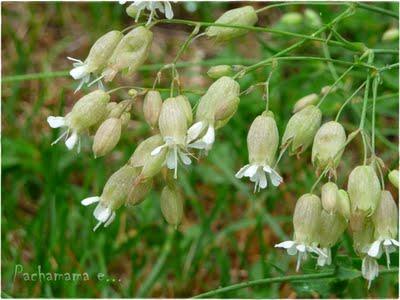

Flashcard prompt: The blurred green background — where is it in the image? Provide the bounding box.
[1,1,399,298]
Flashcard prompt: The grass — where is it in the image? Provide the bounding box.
[1,1,399,298]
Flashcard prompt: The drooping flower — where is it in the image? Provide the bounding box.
[321,182,339,214]
[347,165,381,220]
[187,76,240,152]
[316,210,347,267]
[68,31,123,92]
[121,1,174,25]
[150,97,193,178]
[312,121,346,178]
[102,26,153,82]
[160,184,184,228]
[362,256,380,289]
[368,190,399,268]
[281,105,322,156]
[235,112,283,192]
[205,6,258,42]
[388,169,399,189]
[275,194,326,271]
[81,165,138,231]
[47,90,110,151]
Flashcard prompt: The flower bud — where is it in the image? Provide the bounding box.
[312,121,346,175]
[160,185,184,227]
[103,26,153,81]
[196,76,240,126]
[92,118,122,158]
[281,105,322,155]
[292,93,319,113]
[372,190,398,240]
[107,100,132,118]
[207,65,233,79]
[247,114,279,166]
[388,169,399,188]
[159,97,188,144]
[69,90,110,132]
[280,12,303,26]
[348,165,381,216]
[320,85,338,96]
[126,178,152,206]
[304,9,322,28]
[101,165,138,210]
[318,210,347,248]
[129,135,167,179]
[382,28,399,41]
[175,95,193,126]
[126,3,139,18]
[293,193,322,245]
[121,112,131,129]
[205,6,258,42]
[321,182,339,214]
[337,189,351,220]
[143,90,163,128]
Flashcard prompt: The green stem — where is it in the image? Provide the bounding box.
[135,228,175,297]
[359,52,375,130]
[355,2,399,19]
[371,77,379,155]
[234,7,356,79]
[335,80,367,122]
[193,271,336,298]
[322,31,340,81]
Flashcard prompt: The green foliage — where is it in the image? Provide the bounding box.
[2,1,398,298]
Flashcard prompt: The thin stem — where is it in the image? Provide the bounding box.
[379,62,400,72]
[234,6,357,79]
[322,31,340,81]
[316,65,355,107]
[371,76,379,155]
[359,52,375,130]
[335,80,367,122]
[193,271,336,298]
[355,2,399,19]
[135,228,175,297]
[361,130,368,165]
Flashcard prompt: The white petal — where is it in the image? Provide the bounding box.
[383,239,392,246]
[98,207,112,222]
[235,164,250,179]
[202,125,215,145]
[368,240,382,258]
[287,245,298,256]
[258,170,268,189]
[263,165,272,173]
[47,116,66,128]
[151,145,165,156]
[270,168,283,186]
[65,132,78,150]
[119,0,127,4]
[390,239,400,247]
[179,151,192,165]
[275,240,295,249]
[243,164,258,178]
[81,196,100,206]
[166,149,177,170]
[187,141,207,149]
[186,121,205,143]
[104,212,116,227]
[362,256,379,285]
[296,244,306,252]
[164,1,174,19]
[70,65,89,80]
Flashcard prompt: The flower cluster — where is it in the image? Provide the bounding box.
[46,3,398,291]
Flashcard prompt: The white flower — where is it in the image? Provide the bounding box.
[367,238,399,268]
[121,1,174,25]
[316,247,332,267]
[186,121,215,152]
[151,136,192,179]
[235,162,283,192]
[362,256,379,289]
[47,115,81,152]
[275,240,326,272]
[81,196,116,231]
[67,57,105,93]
